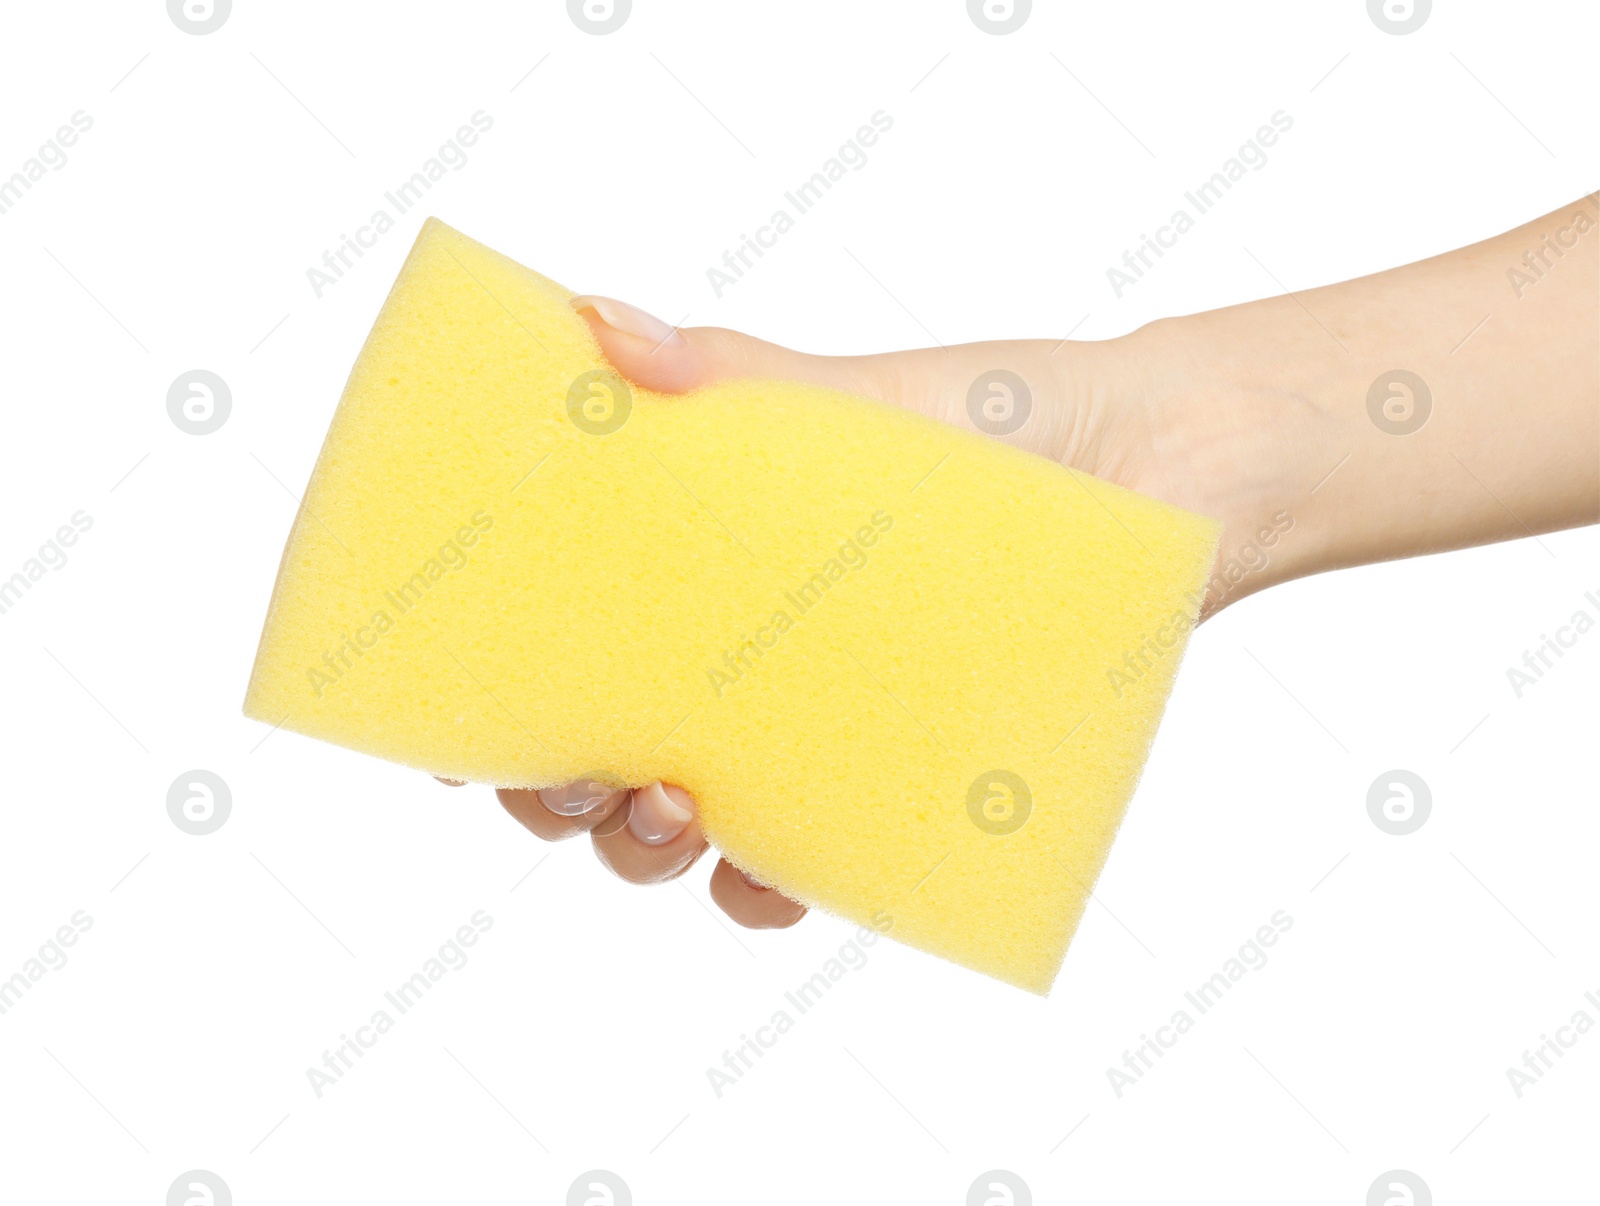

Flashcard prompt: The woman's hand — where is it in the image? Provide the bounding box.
[481,295,1168,926]
[469,196,1599,927]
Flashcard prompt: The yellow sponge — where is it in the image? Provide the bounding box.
[243,220,1217,993]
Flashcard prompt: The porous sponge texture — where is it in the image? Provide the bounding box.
[244,219,1218,993]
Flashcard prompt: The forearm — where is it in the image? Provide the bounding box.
[1128,197,1599,608]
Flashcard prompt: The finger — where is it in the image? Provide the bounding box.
[590,781,708,884]
[570,296,875,397]
[497,780,629,842]
[708,857,807,929]
[569,295,1079,461]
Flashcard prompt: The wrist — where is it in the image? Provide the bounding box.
[1114,313,1360,613]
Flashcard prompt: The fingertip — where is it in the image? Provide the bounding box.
[709,857,807,929]
[539,779,628,818]
[590,783,706,883]
[571,295,707,394]
[497,782,627,842]
[626,781,695,846]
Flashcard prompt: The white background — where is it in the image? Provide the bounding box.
[1,1,1596,1203]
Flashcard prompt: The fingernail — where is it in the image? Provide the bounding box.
[738,869,770,892]
[570,295,683,347]
[539,780,618,817]
[627,781,693,845]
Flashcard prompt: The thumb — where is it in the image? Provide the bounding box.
[569,294,884,399]
[567,294,1084,464]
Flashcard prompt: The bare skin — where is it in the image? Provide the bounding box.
[451,197,1600,928]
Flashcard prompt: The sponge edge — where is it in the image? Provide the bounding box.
[244,218,1219,993]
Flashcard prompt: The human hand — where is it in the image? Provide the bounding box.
[466,196,1598,926]
[573,195,1598,626]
